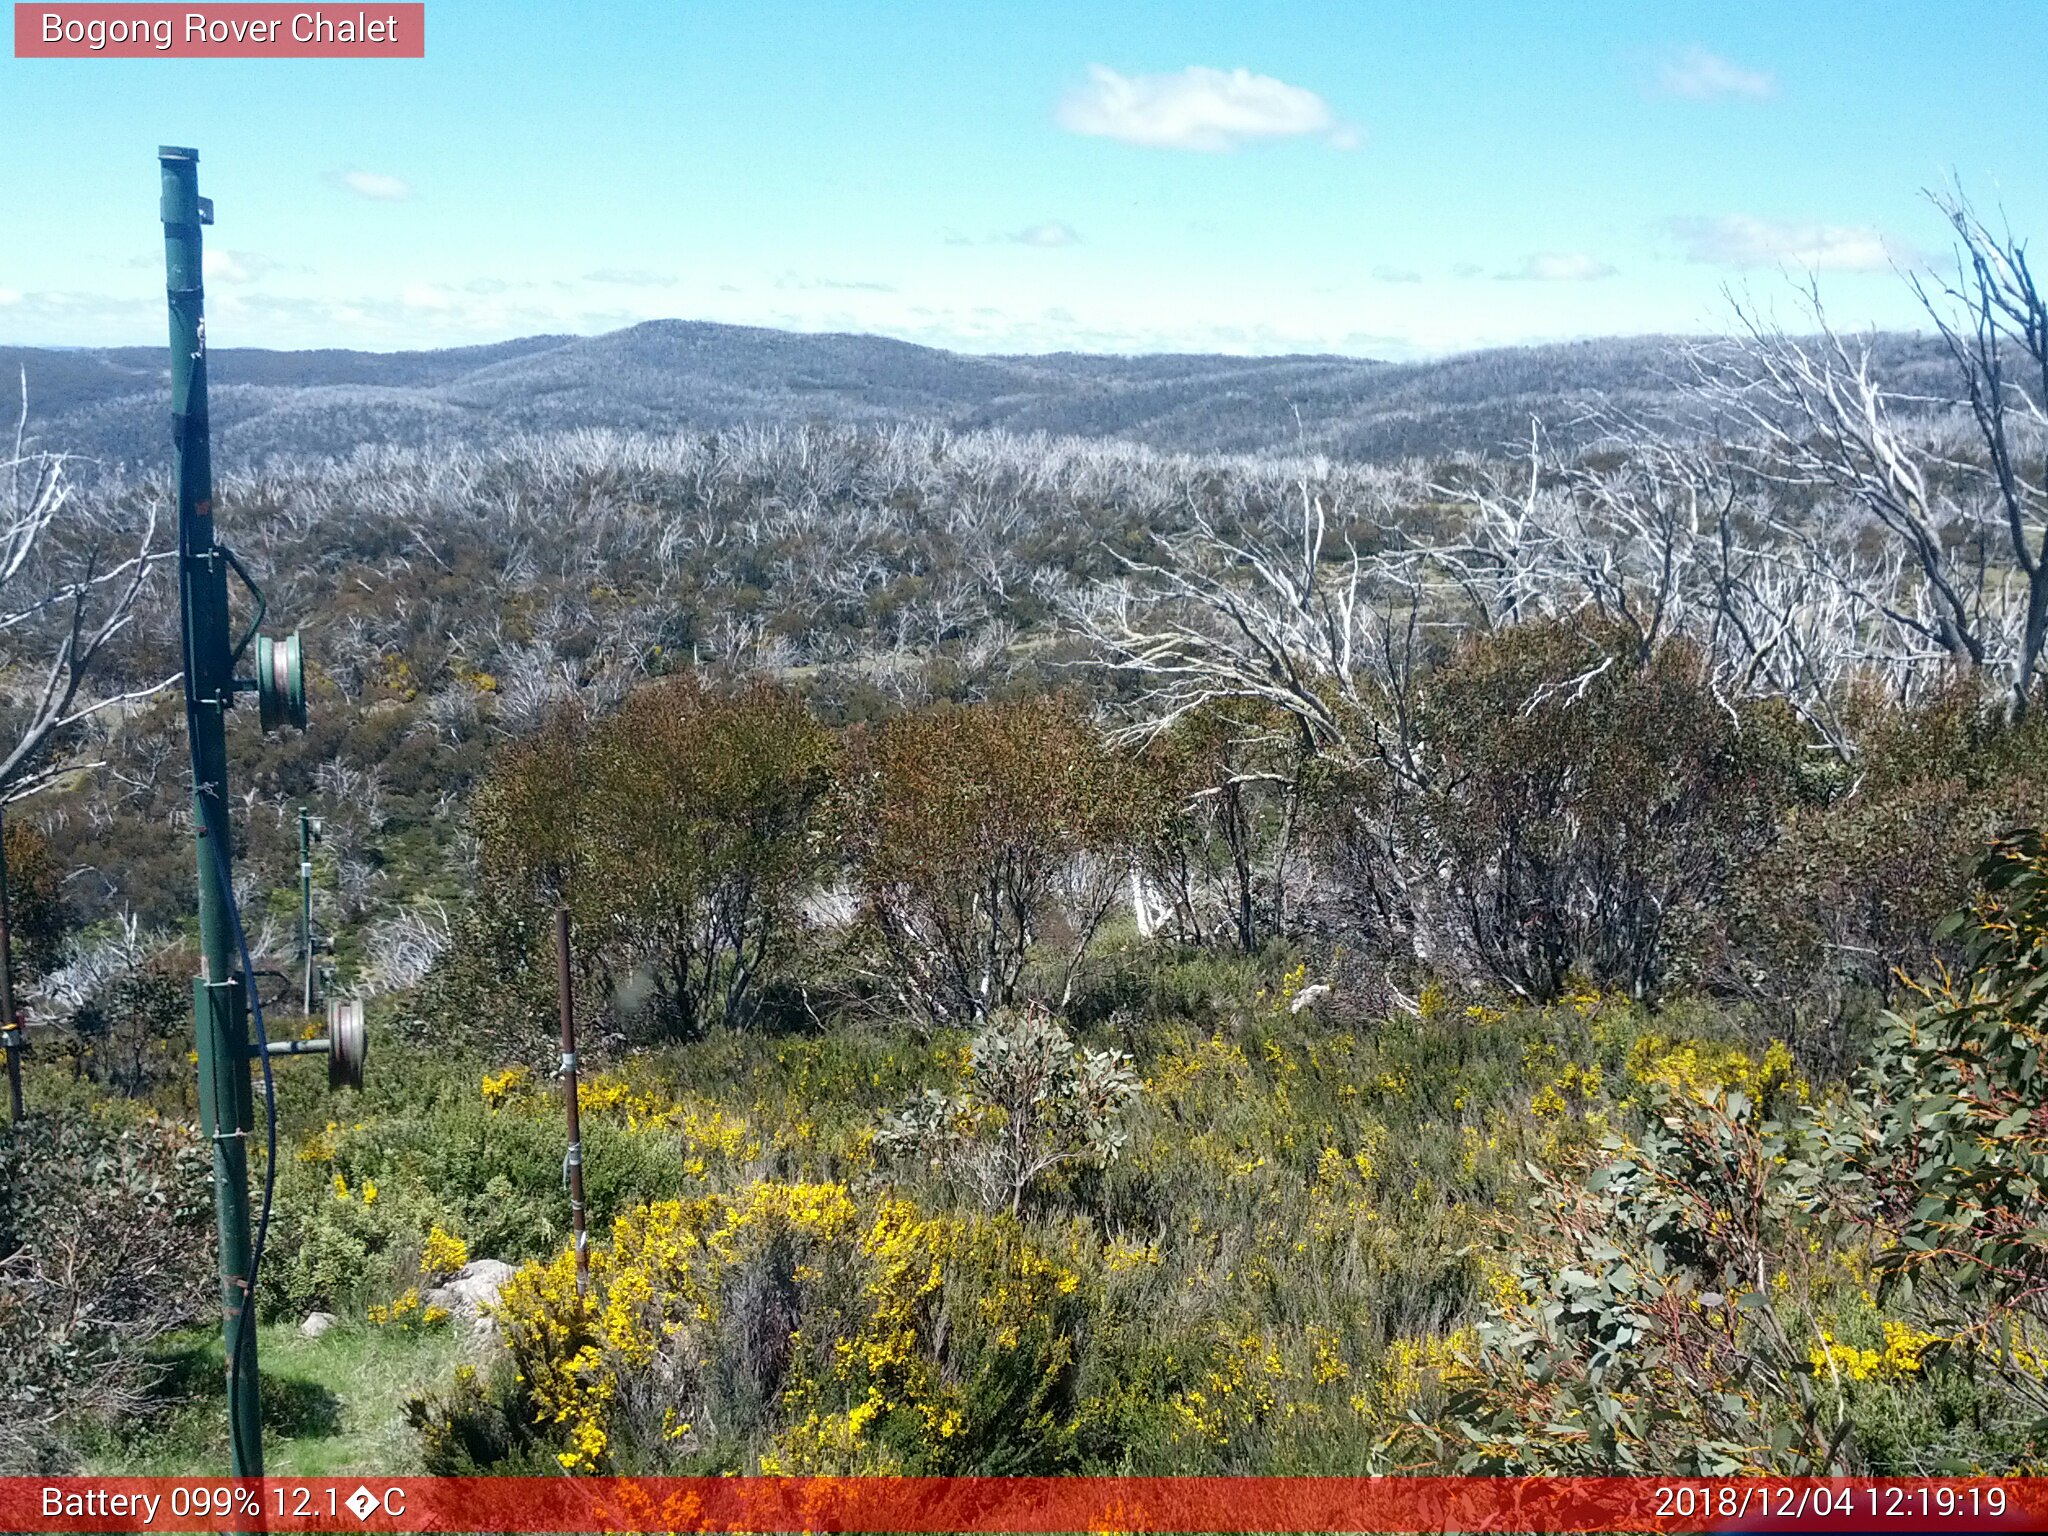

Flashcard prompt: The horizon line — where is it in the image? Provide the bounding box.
[0,313,1938,365]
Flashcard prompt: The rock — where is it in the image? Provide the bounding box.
[424,1257,518,1336]
[300,1311,339,1339]
[1289,983,1333,1014]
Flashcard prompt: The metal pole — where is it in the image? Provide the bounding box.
[299,806,314,1015]
[161,145,263,1477]
[0,800,23,1124]
[554,905,589,1294]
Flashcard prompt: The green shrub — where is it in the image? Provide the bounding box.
[842,694,1145,1024]
[1402,620,1801,1002]
[0,1104,211,1471]
[260,1156,446,1323]
[1448,836,2048,1475]
[265,1063,693,1310]
[877,1005,1141,1215]
[1840,828,2048,1380]
[1132,706,1305,953]
[469,678,839,1043]
[1722,691,2048,1070]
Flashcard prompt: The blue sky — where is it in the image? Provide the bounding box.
[2,2,2041,357]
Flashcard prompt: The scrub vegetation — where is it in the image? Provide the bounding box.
[10,189,2048,1478]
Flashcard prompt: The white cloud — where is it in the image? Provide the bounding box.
[400,281,457,311]
[945,222,1084,248]
[1498,252,1617,282]
[1370,264,1421,284]
[1666,214,1895,271]
[585,268,678,287]
[338,169,412,202]
[774,272,897,293]
[1055,65,1358,152]
[203,249,281,285]
[0,288,161,339]
[1005,220,1081,248]
[1658,46,1775,100]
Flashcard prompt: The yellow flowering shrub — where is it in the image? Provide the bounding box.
[480,1065,531,1108]
[1307,1324,1350,1386]
[1306,1133,1386,1241]
[264,1115,468,1327]
[1625,1034,1807,1107]
[483,1180,1089,1474]
[1146,1031,1252,1103]
[370,1287,451,1332]
[1530,1061,1602,1120]
[1253,961,1314,1017]
[297,1119,344,1163]
[1164,1326,1290,1448]
[1347,1329,1475,1427]
[1103,1236,1161,1273]
[324,1169,380,1208]
[1809,1321,1945,1384]
[421,1222,470,1282]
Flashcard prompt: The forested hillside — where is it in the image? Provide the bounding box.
[2,322,1956,468]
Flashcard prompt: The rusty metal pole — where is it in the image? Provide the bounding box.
[554,904,589,1293]
[0,800,23,1124]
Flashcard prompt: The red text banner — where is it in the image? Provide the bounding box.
[3,1476,2045,1533]
[14,5,424,57]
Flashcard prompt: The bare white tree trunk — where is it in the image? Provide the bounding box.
[1691,188,2048,723]
[0,373,173,797]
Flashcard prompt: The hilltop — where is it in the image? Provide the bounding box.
[0,320,1951,468]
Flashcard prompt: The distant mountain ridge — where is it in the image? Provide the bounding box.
[0,318,1948,468]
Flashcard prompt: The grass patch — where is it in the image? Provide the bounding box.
[85,1321,467,1476]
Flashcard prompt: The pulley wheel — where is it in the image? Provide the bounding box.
[326,998,366,1091]
[256,631,308,733]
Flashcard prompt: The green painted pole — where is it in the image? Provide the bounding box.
[161,144,263,1478]
[299,806,315,1016]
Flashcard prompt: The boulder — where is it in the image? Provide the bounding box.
[299,1311,339,1339]
[424,1257,518,1336]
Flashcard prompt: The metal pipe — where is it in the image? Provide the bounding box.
[161,143,263,1479]
[299,806,314,1015]
[261,1037,330,1058]
[555,905,589,1294]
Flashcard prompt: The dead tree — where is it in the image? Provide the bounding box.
[1694,189,2048,722]
[0,374,171,796]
